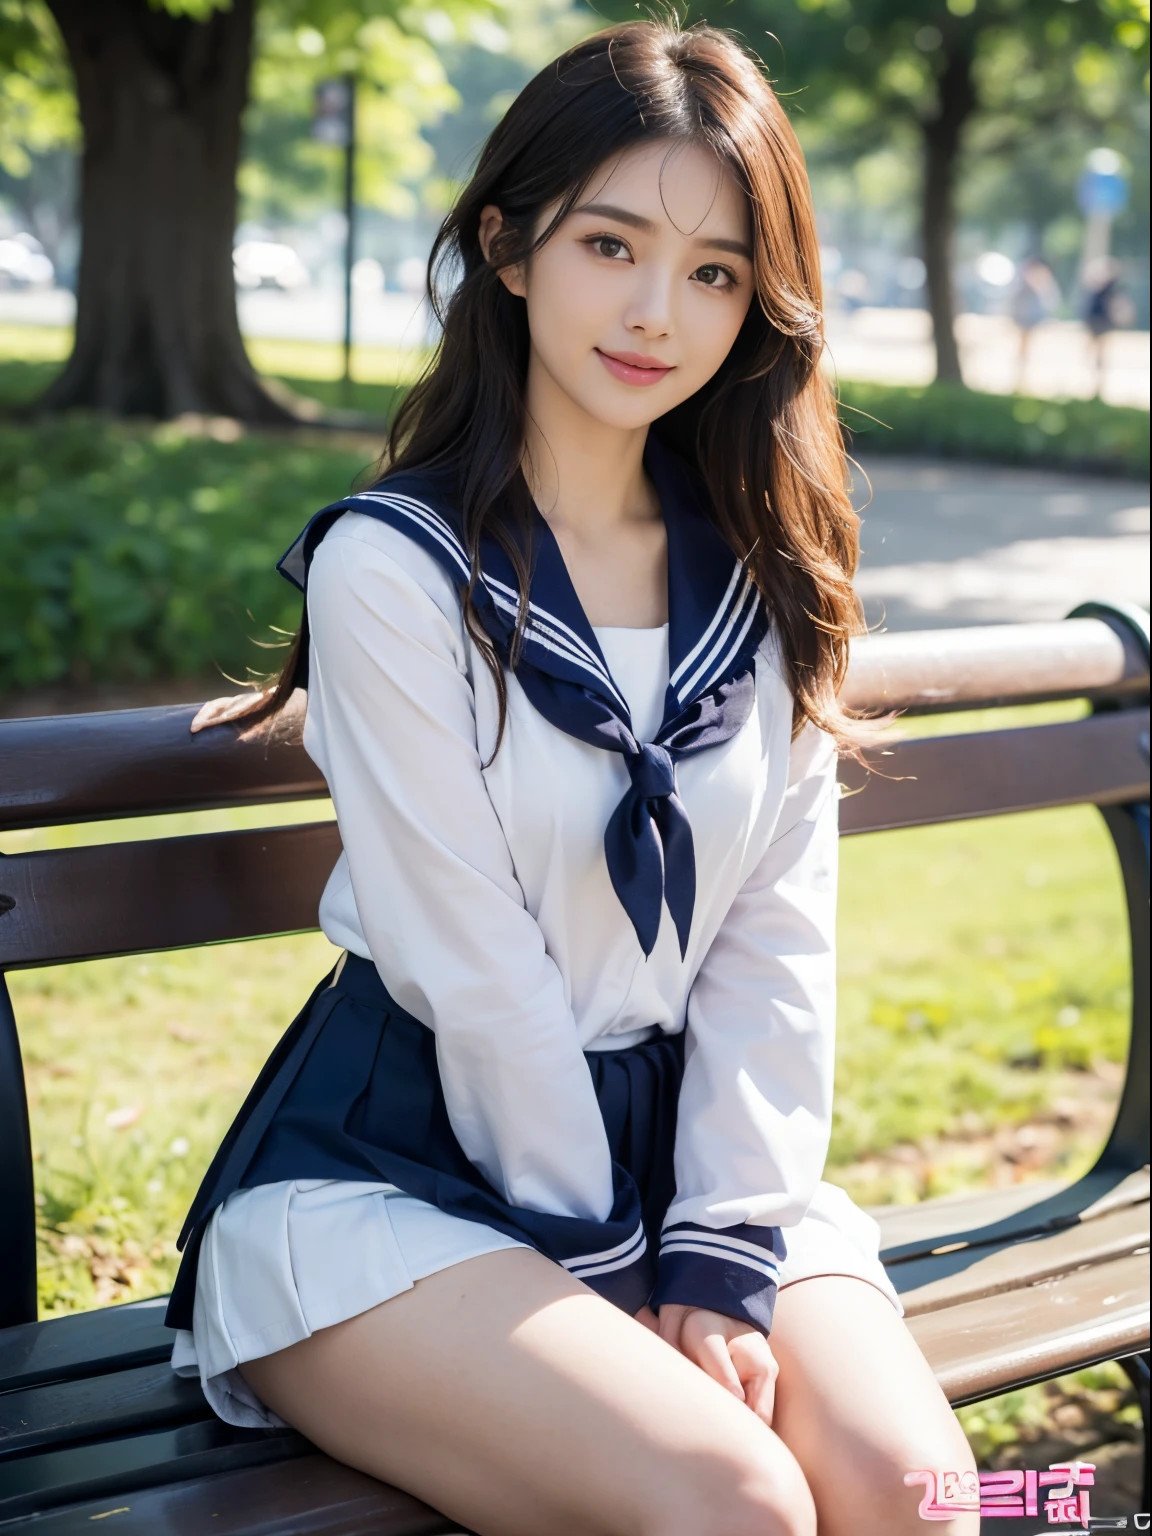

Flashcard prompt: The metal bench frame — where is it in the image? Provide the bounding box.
[0,603,1148,1531]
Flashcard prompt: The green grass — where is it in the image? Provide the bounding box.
[5,775,1130,1316]
[0,330,418,421]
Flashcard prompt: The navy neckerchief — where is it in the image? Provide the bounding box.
[278,436,769,959]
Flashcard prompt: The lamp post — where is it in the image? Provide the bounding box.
[313,74,358,404]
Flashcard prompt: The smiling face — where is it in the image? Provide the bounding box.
[484,138,756,434]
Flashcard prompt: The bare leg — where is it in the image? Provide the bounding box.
[241,1246,816,1536]
[768,1276,979,1536]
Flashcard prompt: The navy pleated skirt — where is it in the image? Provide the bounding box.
[167,954,684,1332]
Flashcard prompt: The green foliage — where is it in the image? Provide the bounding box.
[956,1360,1142,1465]
[0,0,501,230]
[715,0,1151,255]
[839,379,1150,475]
[0,1,75,176]
[241,3,478,225]
[0,414,375,690]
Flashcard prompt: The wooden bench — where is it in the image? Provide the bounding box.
[1,603,1148,1532]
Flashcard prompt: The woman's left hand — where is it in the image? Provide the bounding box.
[655,1304,779,1427]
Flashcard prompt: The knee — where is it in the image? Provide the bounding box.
[644,1437,817,1536]
[854,1415,979,1536]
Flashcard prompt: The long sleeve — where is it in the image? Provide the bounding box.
[304,516,615,1224]
[651,720,839,1332]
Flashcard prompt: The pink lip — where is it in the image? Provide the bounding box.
[595,348,674,387]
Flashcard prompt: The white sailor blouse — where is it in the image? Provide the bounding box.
[167,436,840,1337]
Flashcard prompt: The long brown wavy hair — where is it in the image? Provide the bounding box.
[249,19,862,747]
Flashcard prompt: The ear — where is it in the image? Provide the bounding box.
[478,203,527,298]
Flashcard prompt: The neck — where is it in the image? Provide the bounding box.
[520,350,658,539]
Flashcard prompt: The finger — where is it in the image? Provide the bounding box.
[687,1329,745,1401]
[190,698,239,733]
[190,692,264,733]
[633,1305,660,1334]
[656,1304,688,1350]
[729,1336,778,1426]
[743,1366,776,1426]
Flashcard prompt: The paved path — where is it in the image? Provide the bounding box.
[853,457,1149,631]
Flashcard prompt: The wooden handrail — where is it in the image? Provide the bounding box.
[0,616,1147,833]
[841,616,1147,714]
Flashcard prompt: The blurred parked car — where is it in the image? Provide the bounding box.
[233,240,310,291]
[0,232,55,289]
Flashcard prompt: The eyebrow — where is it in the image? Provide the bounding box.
[573,200,753,260]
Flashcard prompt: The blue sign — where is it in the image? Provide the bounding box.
[1077,168,1129,218]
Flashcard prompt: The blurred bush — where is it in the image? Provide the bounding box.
[840,381,1149,477]
[0,416,374,692]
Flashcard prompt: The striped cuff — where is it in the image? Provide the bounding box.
[651,1222,785,1335]
[558,1219,652,1315]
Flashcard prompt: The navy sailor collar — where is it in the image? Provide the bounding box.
[279,435,770,959]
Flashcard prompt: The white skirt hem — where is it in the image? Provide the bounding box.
[171,1176,902,1430]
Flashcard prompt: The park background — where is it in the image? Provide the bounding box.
[0,0,1149,1515]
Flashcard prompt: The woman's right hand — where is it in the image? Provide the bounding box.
[190,688,274,733]
[650,1303,779,1428]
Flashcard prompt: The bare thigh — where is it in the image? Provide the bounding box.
[769,1277,979,1536]
[240,1247,816,1536]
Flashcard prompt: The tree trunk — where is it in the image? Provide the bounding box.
[39,0,294,422]
[920,34,976,386]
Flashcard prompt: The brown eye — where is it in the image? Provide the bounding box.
[594,235,629,260]
[694,264,731,288]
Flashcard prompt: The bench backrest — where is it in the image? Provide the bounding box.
[1,607,1148,1328]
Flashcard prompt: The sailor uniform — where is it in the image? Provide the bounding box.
[168,438,902,1430]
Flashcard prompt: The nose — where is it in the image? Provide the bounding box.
[622,264,675,340]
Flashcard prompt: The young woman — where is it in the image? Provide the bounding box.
[169,21,978,1535]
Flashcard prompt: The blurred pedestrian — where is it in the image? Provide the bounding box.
[1009,257,1061,392]
[1081,257,1132,399]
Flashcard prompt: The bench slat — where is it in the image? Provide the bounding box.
[0,1454,457,1535]
[909,1249,1150,1405]
[0,1419,307,1522]
[0,698,320,834]
[877,1166,1151,1267]
[3,712,1147,971]
[0,823,339,969]
[893,1198,1149,1316]
[0,1298,172,1395]
[838,707,1150,835]
[0,1362,208,1460]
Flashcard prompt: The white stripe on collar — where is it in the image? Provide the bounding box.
[677,568,757,704]
[669,560,743,691]
[696,585,762,700]
[350,491,627,706]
